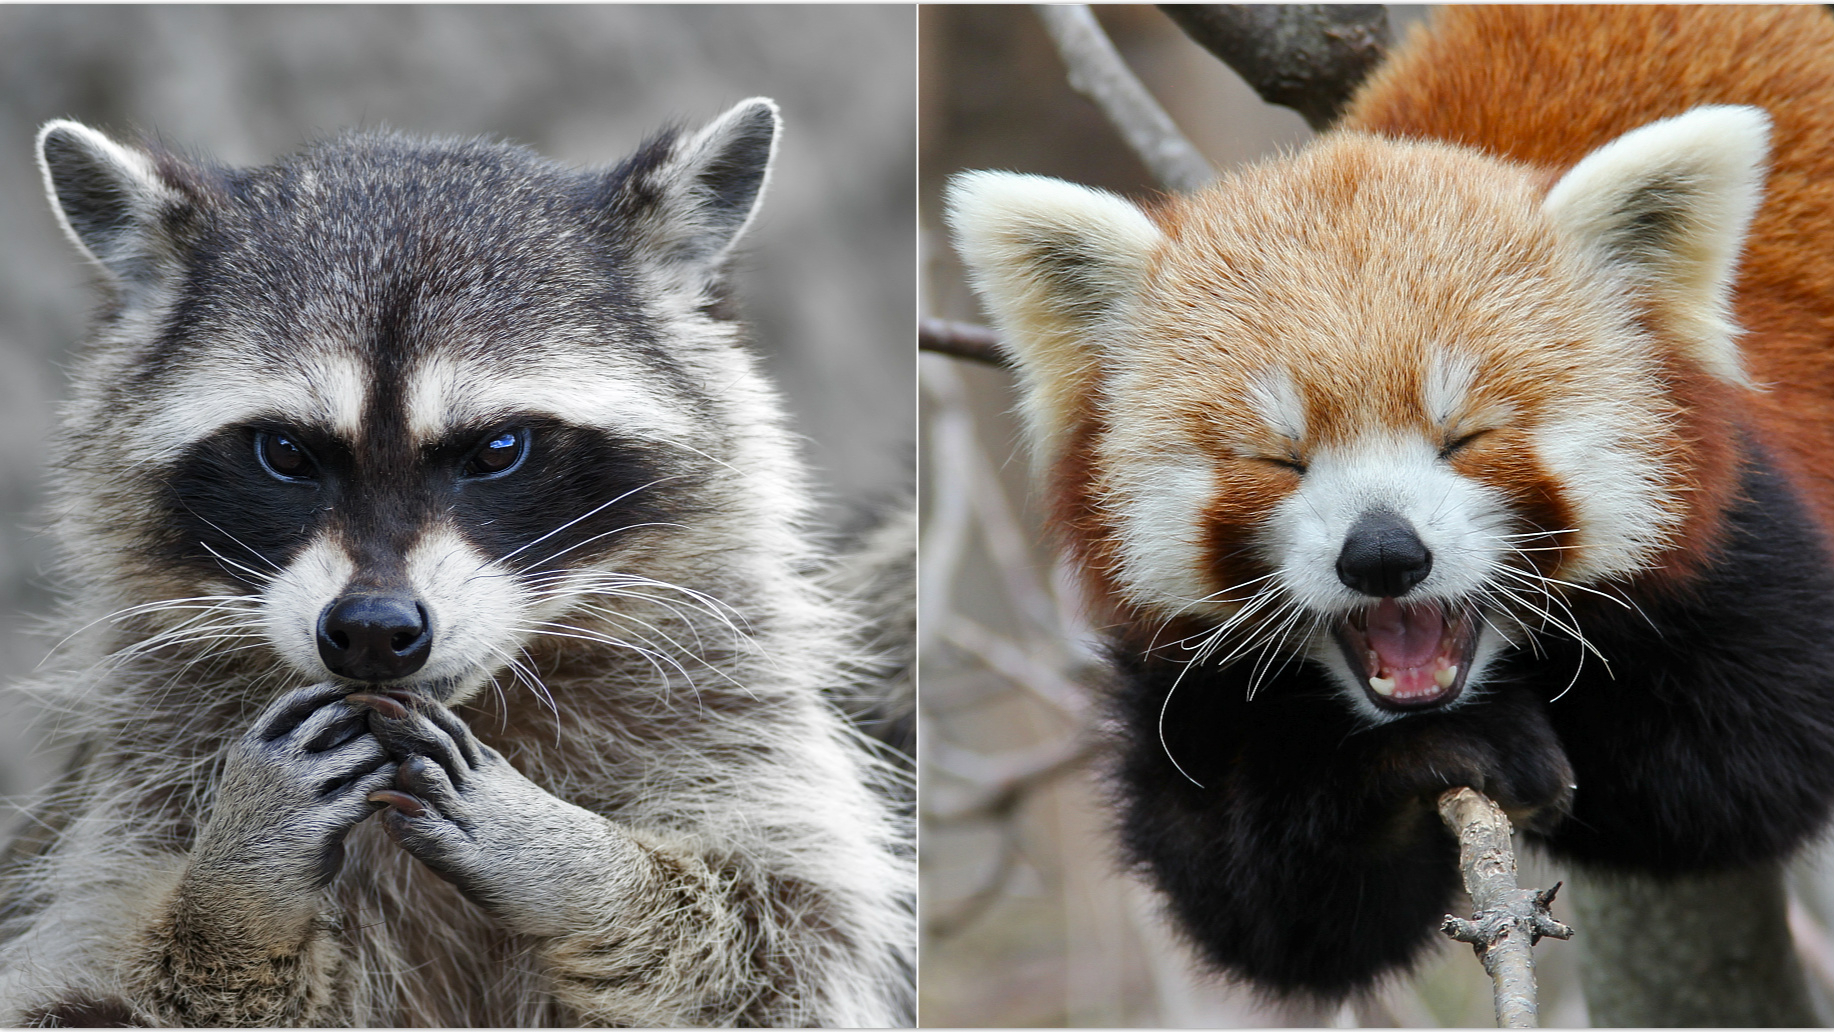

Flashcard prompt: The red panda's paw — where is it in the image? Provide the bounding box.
[1362,690,1574,837]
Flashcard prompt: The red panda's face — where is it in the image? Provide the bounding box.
[1094,145,1690,720]
[949,110,1768,722]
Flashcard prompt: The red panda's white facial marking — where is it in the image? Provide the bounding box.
[1262,430,1518,719]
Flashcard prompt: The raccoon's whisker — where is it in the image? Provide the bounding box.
[584,572,752,629]
[532,570,752,631]
[481,642,558,720]
[494,476,688,566]
[482,670,511,733]
[546,574,754,645]
[519,523,688,574]
[526,621,752,697]
[555,602,732,664]
[528,618,702,682]
[104,619,262,663]
[177,505,284,573]
[40,596,259,666]
[199,541,276,588]
[547,586,743,654]
[523,623,726,708]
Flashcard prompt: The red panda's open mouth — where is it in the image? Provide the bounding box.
[1333,599,1477,711]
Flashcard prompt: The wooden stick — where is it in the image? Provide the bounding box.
[1437,787,1573,1028]
[919,318,1008,368]
[1033,4,1216,193]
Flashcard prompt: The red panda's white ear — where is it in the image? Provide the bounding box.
[1543,105,1770,387]
[945,171,1162,455]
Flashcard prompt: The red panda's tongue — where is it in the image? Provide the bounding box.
[1364,598,1445,670]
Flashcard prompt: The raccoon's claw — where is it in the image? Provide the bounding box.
[345,691,409,720]
[364,699,480,784]
[367,788,427,818]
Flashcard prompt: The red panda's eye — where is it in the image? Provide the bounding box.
[1440,429,1491,460]
[1261,456,1307,475]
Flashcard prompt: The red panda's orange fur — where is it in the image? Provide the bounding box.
[1345,5,1834,581]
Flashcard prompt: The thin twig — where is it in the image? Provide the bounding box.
[919,318,1008,368]
[1438,787,1573,1028]
[1157,5,1390,131]
[1034,4,1216,193]
[924,736,1094,823]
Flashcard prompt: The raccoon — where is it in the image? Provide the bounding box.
[0,99,913,1026]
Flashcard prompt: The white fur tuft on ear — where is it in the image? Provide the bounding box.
[1543,105,1771,387]
[945,171,1162,454]
[37,119,180,283]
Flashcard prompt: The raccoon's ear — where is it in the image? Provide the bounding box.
[1543,105,1770,387]
[605,97,779,286]
[945,171,1162,452]
[37,119,186,285]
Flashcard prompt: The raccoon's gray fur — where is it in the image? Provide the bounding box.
[0,100,913,1027]
[826,505,915,764]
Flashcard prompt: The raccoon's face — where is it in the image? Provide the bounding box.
[950,107,1768,721]
[162,398,686,700]
[41,101,790,703]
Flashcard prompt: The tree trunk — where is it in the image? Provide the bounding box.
[1568,863,1817,1026]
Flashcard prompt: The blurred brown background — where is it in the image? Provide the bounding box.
[0,6,914,833]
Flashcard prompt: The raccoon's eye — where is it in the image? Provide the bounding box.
[1440,429,1492,460]
[465,429,529,478]
[256,431,316,481]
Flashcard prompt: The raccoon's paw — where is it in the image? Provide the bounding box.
[191,683,397,899]
[359,694,637,937]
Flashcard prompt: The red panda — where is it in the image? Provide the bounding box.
[945,5,1834,997]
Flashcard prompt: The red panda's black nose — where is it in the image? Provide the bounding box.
[317,595,432,682]
[1336,509,1433,598]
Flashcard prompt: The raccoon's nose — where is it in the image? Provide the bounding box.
[317,595,432,682]
[1336,509,1433,598]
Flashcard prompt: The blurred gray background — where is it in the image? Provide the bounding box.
[0,6,914,808]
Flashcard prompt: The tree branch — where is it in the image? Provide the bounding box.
[1157,5,1390,131]
[1034,4,1216,193]
[919,318,1008,368]
[1437,788,1572,1028]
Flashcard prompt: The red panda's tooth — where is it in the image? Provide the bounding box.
[1435,665,1458,689]
[1369,676,1397,696]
